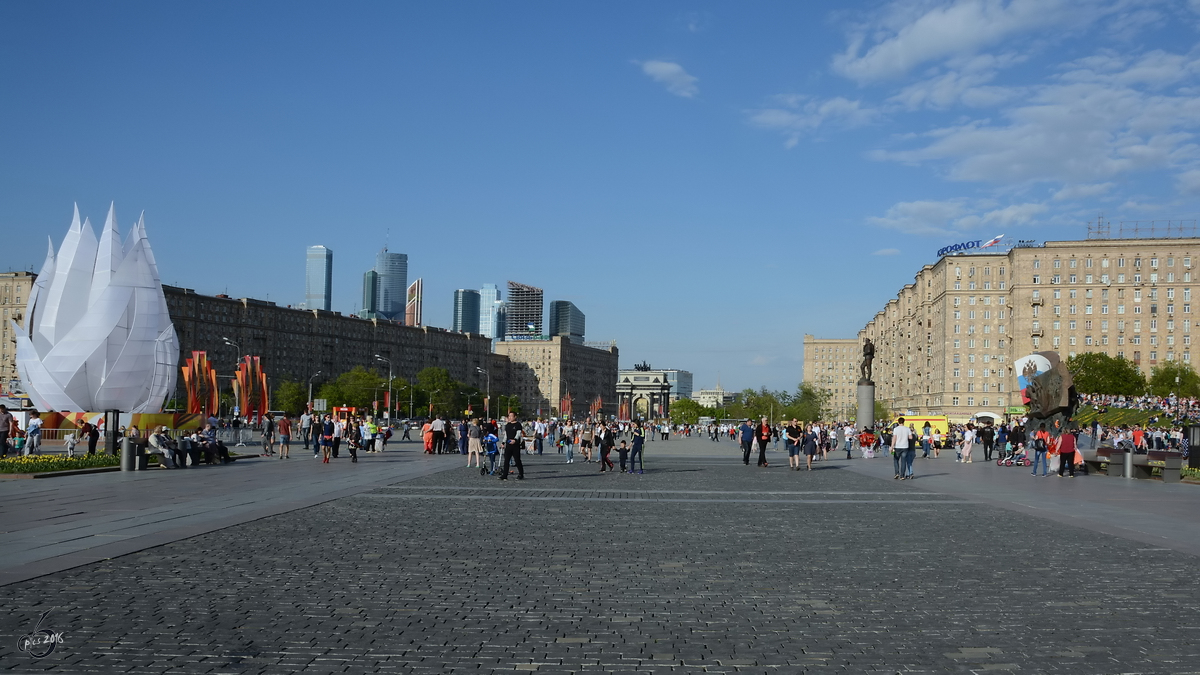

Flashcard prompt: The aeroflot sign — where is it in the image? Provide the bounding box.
[938,234,1004,257]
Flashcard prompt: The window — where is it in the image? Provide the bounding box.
[1033,260,1041,269]
[1118,273,1126,283]
[954,281,961,290]
[1053,275,1062,284]
[1070,275,1077,283]
[967,397,975,406]
[953,340,960,348]
[1118,304,1125,314]
[1070,259,1078,268]
[953,354,960,363]
[1054,259,1062,269]
[1032,275,1041,284]
[1054,289,1062,299]
[952,397,960,406]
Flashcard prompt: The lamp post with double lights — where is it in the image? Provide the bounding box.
[307,371,322,413]
[476,367,490,421]
[375,355,392,422]
[222,337,241,421]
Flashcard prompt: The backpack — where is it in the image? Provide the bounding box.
[1034,436,1048,452]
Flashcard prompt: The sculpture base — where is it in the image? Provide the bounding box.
[856,384,875,430]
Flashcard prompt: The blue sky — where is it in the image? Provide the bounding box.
[5,1,1200,392]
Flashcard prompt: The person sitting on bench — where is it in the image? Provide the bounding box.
[147,426,179,469]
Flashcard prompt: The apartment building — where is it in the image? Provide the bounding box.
[801,335,860,420]
[856,237,1200,422]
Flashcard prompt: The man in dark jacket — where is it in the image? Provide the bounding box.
[739,420,754,465]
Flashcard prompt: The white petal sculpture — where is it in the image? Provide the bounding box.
[12,204,180,413]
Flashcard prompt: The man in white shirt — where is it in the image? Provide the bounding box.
[892,417,914,480]
[300,412,313,450]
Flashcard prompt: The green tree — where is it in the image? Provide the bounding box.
[273,380,308,416]
[873,400,892,426]
[784,382,830,423]
[1148,360,1200,397]
[316,366,387,411]
[1066,352,1146,395]
[669,398,713,425]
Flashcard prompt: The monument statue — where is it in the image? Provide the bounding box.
[858,338,875,385]
[1021,351,1078,436]
[14,204,179,413]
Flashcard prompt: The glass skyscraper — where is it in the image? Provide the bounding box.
[375,248,408,322]
[549,300,585,343]
[479,283,501,338]
[452,289,481,333]
[305,245,333,311]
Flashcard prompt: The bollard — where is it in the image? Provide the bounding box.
[1124,448,1134,480]
[120,437,135,471]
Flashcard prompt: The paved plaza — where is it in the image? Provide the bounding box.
[2,436,1199,673]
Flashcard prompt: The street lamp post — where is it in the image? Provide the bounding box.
[222,337,241,421]
[307,371,322,413]
[375,355,392,422]
[477,367,490,421]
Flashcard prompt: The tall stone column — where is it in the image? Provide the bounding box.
[856,381,875,430]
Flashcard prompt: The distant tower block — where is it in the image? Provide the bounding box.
[506,281,543,337]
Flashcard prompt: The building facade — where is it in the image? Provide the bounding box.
[453,289,481,334]
[375,248,408,322]
[405,279,423,328]
[479,283,501,339]
[662,369,694,401]
[801,335,860,421]
[360,270,379,319]
[493,336,618,419]
[693,385,737,409]
[549,300,585,343]
[0,272,35,391]
[853,236,1200,422]
[505,281,543,338]
[305,245,333,311]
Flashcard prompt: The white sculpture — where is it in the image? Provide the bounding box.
[12,204,179,413]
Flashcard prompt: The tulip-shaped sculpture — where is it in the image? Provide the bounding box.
[12,204,179,413]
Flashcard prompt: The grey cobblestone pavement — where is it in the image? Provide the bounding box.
[1,446,1198,674]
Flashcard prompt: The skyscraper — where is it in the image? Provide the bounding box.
[479,283,502,338]
[505,281,543,338]
[549,300,585,343]
[375,248,408,322]
[305,245,333,312]
[360,270,379,318]
[452,289,481,334]
[405,278,423,327]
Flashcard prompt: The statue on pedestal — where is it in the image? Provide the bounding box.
[858,338,875,385]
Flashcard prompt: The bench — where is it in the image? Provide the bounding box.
[1079,447,1181,482]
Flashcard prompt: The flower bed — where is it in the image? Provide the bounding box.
[0,454,157,474]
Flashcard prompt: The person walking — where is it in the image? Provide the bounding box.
[802,424,819,471]
[755,416,771,467]
[980,423,996,462]
[597,423,615,472]
[24,411,43,455]
[300,411,312,451]
[629,421,645,474]
[278,414,292,459]
[892,417,913,479]
[739,419,755,465]
[1057,429,1078,478]
[320,414,334,463]
[785,419,802,470]
[960,423,976,463]
[499,411,525,480]
[261,412,276,457]
[921,421,932,458]
[580,423,594,462]
[467,417,484,468]
[1031,423,1050,476]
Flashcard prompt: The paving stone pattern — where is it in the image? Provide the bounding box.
[1,454,1198,674]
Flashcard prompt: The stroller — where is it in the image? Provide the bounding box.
[997,443,1031,467]
[480,433,500,476]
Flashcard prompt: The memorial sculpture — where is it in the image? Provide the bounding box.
[856,338,875,429]
[13,204,179,413]
[858,338,875,385]
[1017,351,1078,436]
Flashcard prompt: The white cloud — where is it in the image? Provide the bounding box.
[867,199,971,235]
[1176,169,1200,194]
[638,60,699,98]
[872,248,902,255]
[1053,182,1115,200]
[748,96,878,147]
[871,55,1200,186]
[867,198,1048,235]
[833,0,1094,83]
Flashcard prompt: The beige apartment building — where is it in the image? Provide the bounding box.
[801,335,859,420]
[853,236,1200,422]
[0,272,35,391]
